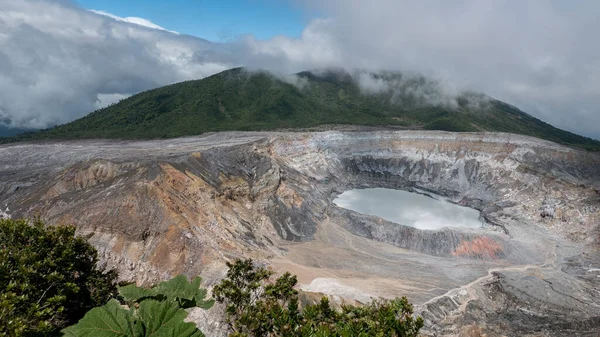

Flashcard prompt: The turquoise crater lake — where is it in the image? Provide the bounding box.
[334,188,483,230]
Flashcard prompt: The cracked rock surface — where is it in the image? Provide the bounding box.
[1,130,599,336]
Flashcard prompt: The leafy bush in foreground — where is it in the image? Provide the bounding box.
[0,218,117,337]
[62,275,214,337]
[213,259,423,337]
[1,217,421,337]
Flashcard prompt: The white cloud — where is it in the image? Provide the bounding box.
[291,0,600,138]
[353,70,460,109]
[0,0,599,140]
[95,93,131,110]
[89,10,179,34]
[0,0,233,129]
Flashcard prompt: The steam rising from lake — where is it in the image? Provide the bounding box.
[334,188,482,230]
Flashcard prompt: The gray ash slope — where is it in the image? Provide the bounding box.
[1,130,599,336]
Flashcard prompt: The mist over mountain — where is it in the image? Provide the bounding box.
[10,68,599,151]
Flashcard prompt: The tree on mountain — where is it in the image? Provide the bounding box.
[0,218,118,337]
[213,259,424,337]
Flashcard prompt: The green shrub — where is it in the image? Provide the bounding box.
[0,218,118,337]
[213,259,423,337]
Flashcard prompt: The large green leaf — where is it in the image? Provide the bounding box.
[153,275,198,301]
[118,284,156,303]
[192,285,214,309]
[137,299,204,337]
[61,299,134,337]
[195,297,215,310]
[153,275,213,309]
[63,299,206,337]
[119,276,213,309]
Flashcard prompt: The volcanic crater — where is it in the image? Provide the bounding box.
[1,130,599,336]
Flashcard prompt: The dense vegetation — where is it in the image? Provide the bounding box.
[7,68,600,151]
[62,275,214,337]
[0,218,117,337]
[213,259,424,337]
[1,218,423,336]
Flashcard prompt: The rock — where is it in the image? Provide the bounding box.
[539,199,556,218]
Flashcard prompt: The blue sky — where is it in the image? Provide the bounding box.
[76,0,312,41]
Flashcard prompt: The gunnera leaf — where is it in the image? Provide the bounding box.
[195,296,215,310]
[193,283,214,309]
[137,299,204,337]
[61,299,134,337]
[118,284,156,303]
[153,275,211,308]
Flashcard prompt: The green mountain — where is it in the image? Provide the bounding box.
[9,67,600,150]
